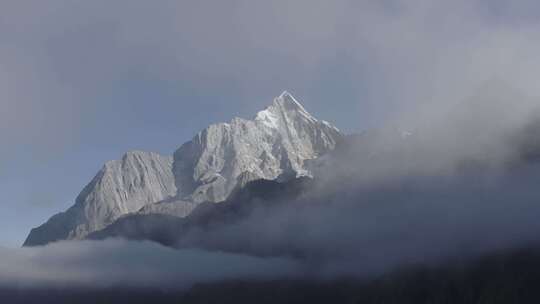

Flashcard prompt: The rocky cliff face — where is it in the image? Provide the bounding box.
[173,91,342,203]
[24,151,176,246]
[24,92,342,246]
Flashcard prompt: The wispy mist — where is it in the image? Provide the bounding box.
[0,239,299,289]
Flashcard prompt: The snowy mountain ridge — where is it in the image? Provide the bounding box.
[24,92,343,246]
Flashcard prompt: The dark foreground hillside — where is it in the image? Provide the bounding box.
[4,245,540,304]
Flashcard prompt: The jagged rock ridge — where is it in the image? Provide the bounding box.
[24,151,176,246]
[24,92,342,246]
[172,91,341,203]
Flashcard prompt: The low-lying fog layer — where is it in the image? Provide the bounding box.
[0,239,300,289]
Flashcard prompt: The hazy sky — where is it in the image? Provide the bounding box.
[2,0,540,247]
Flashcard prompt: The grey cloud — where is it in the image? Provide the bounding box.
[174,159,540,279]
[0,239,300,289]
[2,0,540,153]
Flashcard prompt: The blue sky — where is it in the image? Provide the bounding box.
[1,0,540,247]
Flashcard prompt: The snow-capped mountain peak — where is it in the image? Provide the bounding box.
[276,90,305,109]
[173,91,342,203]
[24,92,343,246]
[255,91,318,129]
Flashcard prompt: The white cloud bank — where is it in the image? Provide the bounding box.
[0,239,300,289]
